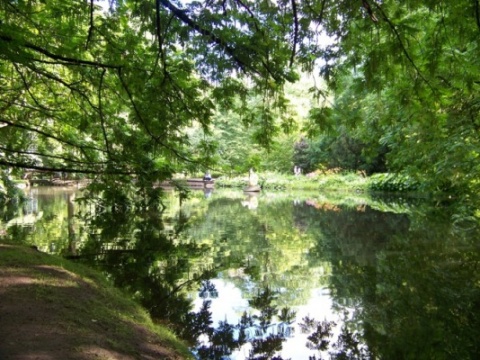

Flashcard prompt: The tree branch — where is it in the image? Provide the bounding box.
[304,0,327,24]
[98,68,111,158]
[116,68,195,164]
[318,0,327,23]
[235,0,261,32]
[159,0,280,80]
[12,63,56,113]
[0,119,108,156]
[0,34,121,69]
[0,146,109,167]
[155,0,163,55]
[362,0,378,22]
[22,62,101,116]
[159,0,241,64]
[0,159,131,175]
[475,0,480,32]
[372,2,434,92]
[289,0,299,67]
[85,0,95,49]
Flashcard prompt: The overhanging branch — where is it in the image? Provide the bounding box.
[0,146,109,167]
[0,159,131,175]
[372,2,435,92]
[116,68,195,164]
[159,0,281,80]
[0,119,108,156]
[290,0,299,67]
[0,34,121,70]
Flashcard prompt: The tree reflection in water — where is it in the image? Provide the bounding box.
[75,199,307,358]
[299,317,371,360]
[76,205,217,335]
[5,188,480,359]
[187,281,371,360]
[74,194,480,360]
[189,283,295,359]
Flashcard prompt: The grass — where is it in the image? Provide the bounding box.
[0,243,193,359]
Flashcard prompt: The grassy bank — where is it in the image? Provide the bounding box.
[0,243,192,360]
[215,171,369,192]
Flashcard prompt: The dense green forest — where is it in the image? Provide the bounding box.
[1,0,479,204]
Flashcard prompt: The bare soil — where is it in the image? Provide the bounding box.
[0,244,189,360]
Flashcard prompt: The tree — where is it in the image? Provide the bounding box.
[1,0,479,201]
[0,0,300,202]
[309,1,480,195]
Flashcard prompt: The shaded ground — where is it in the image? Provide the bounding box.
[0,244,191,360]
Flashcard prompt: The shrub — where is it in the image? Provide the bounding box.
[369,173,420,192]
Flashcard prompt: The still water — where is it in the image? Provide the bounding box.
[1,186,479,359]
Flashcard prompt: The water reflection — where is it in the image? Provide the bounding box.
[0,187,79,252]
[1,188,479,359]
[241,193,259,210]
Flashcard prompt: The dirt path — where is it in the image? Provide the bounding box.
[0,244,190,360]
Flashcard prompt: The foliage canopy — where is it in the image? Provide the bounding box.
[1,0,479,199]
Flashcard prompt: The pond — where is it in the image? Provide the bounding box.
[1,186,479,359]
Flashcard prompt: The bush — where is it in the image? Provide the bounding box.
[369,173,420,192]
